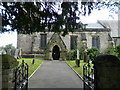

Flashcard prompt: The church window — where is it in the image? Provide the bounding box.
[70,36,77,50]
[40,34,47,48]
[92,36,100,50]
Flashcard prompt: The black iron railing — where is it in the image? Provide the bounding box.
[83,60,94,90]
[14,60,28,90]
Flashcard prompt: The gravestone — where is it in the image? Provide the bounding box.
[11,49,15,57]
[6,49,11,55]
[2,54,19,89]
[18,48,22,58]
[94,54,120,89]
[14,49,19,59]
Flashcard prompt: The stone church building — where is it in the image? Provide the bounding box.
[17,21,113,60]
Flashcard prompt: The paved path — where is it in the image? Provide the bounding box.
[28,60,83,88]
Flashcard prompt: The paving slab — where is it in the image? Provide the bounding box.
[28,60,83,88]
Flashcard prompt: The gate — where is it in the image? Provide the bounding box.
[14,60,28,90]
[83,60,94,90]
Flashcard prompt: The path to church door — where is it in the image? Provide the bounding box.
[52,45,60,60]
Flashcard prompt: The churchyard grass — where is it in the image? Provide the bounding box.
[67,60,86,77]
[17,58,43,77]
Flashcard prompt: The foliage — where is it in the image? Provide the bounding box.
[87,48,100,61]
[104,45,120,59]
[114,45,120,58]
[68,49,77,60]
[0,44,15,53]
[104,47,116,55]
[1,2,96,36]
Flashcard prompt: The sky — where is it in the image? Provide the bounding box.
[0,6,118,48]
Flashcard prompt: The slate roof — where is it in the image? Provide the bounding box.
[76,21,110,32]
[86,22,105,29]
[98,20,119,37]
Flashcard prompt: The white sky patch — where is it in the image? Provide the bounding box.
[0,31,17,48]
[81,8,118,23]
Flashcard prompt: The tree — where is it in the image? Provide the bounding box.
[1,2,96,35]
[0,44,15,53]
[1,1,118,35]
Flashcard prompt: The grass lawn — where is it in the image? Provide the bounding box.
[17,58,43,77]
[67,60,86,78]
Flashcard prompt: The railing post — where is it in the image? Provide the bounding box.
[14,59,28,90]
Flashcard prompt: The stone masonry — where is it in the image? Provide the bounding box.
[17,22,111,60]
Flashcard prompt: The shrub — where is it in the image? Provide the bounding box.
[87,48,100,61]
[104,45,120,59]
[115,45,120,59]
[104,48,116,56]
[68,49,77,60]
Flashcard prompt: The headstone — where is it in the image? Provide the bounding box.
[14,49,19,59]
[94,54,120,89]
[18,48,22,58]
[6,49,11,55]
[32,59,35,64]
[0,50,6,54]
[11,49,15,57]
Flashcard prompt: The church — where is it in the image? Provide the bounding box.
[17,21,113,60]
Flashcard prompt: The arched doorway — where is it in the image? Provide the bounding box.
[52,45,60,60]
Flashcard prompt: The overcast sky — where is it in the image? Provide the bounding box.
[0,6,118,48]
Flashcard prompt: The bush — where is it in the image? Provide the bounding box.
[115,45,120,59]
[104,45,120,59]
[104,48,116,55]
[0,44,15,53]
[68,49,77,60]
[87,48,100,61]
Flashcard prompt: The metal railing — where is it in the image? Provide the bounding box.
[83,60,94,90]
[14,60,28,90]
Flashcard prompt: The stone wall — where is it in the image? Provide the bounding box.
[17,34,33,54]
[32,33,40,53]
[17,30,110,60]
[86,31,109,52]
[2,54,19,89]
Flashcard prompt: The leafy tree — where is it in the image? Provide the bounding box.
[1,2,97,36]
[1,44,15,53]
[105,45,120,59]
[1,1,118,35]
[0,46,4,51]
